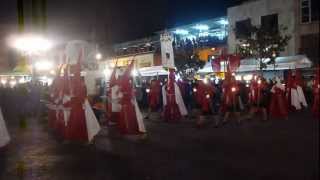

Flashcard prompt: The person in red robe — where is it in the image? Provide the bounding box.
[195,79,214,127]
[145,78,161,119]
[269,77,288,119]
[106,64,121,126]
[286,70,307,111]
[117,61,146,135]
[162,69,188,122]
[54,65,70,139]
[63,52,101,143]
[48,66,63,130]
[247,76,268,121]
[221,75,243,124]
[312,68,320,118]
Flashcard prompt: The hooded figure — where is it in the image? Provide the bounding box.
[50,51,100,142]
[195,80,214,114]
[63,52,101,142]
[287,70,307,110]
[248,76,268,121]
[269,77,288,119]
[148,79,161,111]
[106,61,122,125]
[0,107,10,148]
[162,69,188,122]
[117,61,146,134]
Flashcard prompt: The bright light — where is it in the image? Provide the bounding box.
[132,69,138,77]
[193,24,209,31]
[1,79,7,85]
[18,78,26,84]
[11,34,52,54]
[175,74,181,81]
[235,75,242,81]
[203,78,208,84]
[174,29,189,35]
[241,43,250,47]
[146,88,150,93]
[218,19,229,25]
[199,32,210,37]
[40,76,48,81]
[243,74,253,81]
[246,84,250,87]
[35,61,53,71]
[193,88,197,92]
[96,53,102,60]
[10,80,17,87]
[258,80,261,84]
[210,77,215,81]
[231,87,236,92]
[47,78,53,85]
[215,79,219,84]
[50,70,56,75]
[206,94,210,99]
[103,69,110,77]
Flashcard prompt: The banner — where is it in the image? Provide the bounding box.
[160,32,175,68]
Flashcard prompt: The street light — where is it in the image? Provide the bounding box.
[95,53,102,60]
[11,34,52,54]
[9,34,53,83]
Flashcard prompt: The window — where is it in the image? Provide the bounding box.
[311,0,319,21]
[261,14,278,33]
[301,0,319,23]
[300,34,319,63]
[235,19,252,39]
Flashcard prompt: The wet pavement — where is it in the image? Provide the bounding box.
[0,110,319,180]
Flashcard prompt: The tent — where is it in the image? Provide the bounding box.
[198,55,312,73]
[137,66,168,77]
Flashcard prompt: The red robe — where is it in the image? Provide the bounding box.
[163,69,182,122]
[54,68,70,139]
[148,80,161,110]
[118,61,145,134]
[221,80,240,113]
[269,85,288,119]
[249,79,266,106]
[196,81,214,113]
[64,64,89,142]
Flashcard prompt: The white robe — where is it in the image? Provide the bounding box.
[0,107,10,148]
[133,98,146,133]
[111,85,122,112]
[291,86,308,110]
[84,100,101,142]
[162,83,188,116]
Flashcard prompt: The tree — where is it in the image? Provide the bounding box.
[173,38,206,78]
[235,24,291,71]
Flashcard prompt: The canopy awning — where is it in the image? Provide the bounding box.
[198,55,313,73]
[138,66,168,77]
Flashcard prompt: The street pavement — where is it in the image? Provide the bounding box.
[0,110,319,180]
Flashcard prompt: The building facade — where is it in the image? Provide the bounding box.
[227,0,319,64]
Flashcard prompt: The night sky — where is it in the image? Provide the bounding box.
[0,0,241,44]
